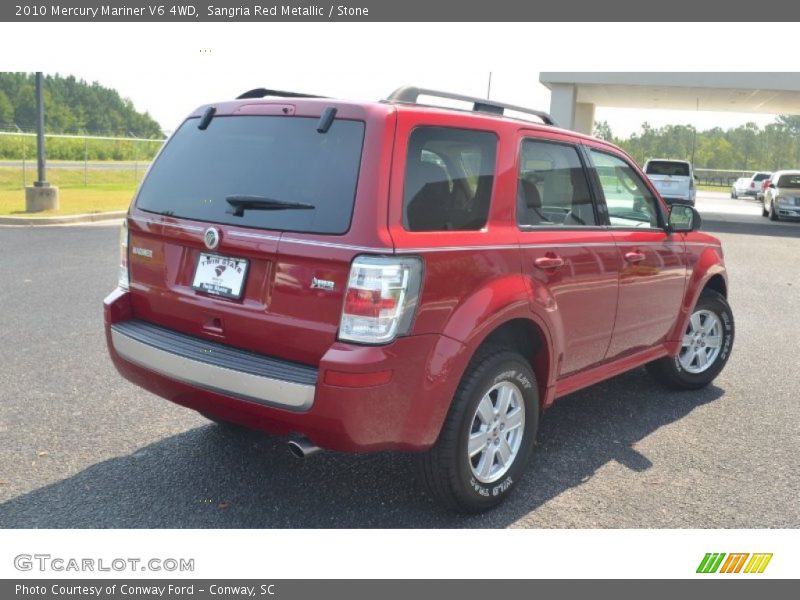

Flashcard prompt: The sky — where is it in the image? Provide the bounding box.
[0,22,788,139]
[63,68,777,138]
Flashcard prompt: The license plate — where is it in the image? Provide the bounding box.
[192,253,249,299]
[660,181,673,188]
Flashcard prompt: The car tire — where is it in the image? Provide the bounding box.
[731,188,737,199]
[769,200,779,221]
[646,290,734,390]
[416,348,539,513]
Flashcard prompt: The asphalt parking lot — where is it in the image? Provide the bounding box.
[0,191,798,528]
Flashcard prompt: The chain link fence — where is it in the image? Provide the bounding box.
[693,168,767,188]
[0,128,165,188]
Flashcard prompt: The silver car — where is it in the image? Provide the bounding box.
[762,170,800,221]
[731,172,771,199]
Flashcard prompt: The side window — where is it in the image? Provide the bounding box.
[589,149,662,229]
[403,127,497,232]
[517,140,597,227]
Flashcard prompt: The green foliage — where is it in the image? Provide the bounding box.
[611,116,800,172]
[0,72,163,137]
[0,166,145,190]
[593,120,614,141]
[0,134,163,161]
[775,114,800,135]
[0,89,13,125]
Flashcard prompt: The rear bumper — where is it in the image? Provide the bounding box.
[662,195,695,206]
[110,320,317,411]
[104,288,467,453]
[775,207,800,219]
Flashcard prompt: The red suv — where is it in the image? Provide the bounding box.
[104,86,734,512]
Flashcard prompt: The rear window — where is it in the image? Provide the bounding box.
[645,161,691,177]
[136,115,365,234]
[754,172,771,181]
[403,126,497,231]
[777,174,800,188]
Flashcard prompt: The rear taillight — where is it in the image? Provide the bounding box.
[339,256,423,344]
[750,181,756,188]
[118,220,129,290]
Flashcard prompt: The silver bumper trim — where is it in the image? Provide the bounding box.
[111,328,316,411]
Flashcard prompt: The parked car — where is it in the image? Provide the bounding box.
[762,170,800,221]
[757,177,771,202]
[104,86,735,512]
[642,159,696,205]
[731,172,771,199]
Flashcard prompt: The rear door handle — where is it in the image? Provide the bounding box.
[624,251,646,263]
[534,256,564,270]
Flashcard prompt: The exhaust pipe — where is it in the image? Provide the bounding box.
[287,435,321,459]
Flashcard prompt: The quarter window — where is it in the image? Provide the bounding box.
[517,140,597,227]
[403,127,497,232]
[590,149,662,229]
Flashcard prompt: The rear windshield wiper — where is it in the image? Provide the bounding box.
[225,195,315,217]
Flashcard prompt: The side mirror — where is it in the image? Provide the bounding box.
[668,204,702,233]
[693,175,699,181]
[768,182,776,188]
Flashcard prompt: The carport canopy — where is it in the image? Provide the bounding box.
[539,72,800,134]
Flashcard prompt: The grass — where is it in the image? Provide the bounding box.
[697,183,731,193]
[0,166,141,216]
[0,186,135,216]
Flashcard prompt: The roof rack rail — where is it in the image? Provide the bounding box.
[385,86,557,127]
[236,88,326,100]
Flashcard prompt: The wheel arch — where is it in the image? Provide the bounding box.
[666,252,729,355]
[703,273,727,298]
[462,315,554,410]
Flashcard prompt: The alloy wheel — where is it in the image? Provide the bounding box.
[467,381,525,484]
[678,309,723,374]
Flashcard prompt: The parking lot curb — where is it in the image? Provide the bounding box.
[0,211,126,226]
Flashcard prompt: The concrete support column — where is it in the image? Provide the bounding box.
[548,83,576,131]
[573,102,596,135]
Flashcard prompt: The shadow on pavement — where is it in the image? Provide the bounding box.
[0,369,724,528]
[701,215,800,238]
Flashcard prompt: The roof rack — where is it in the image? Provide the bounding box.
[385,86,557,127]
[236,88,326,100]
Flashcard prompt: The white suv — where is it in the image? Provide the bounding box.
[643,159,696,206]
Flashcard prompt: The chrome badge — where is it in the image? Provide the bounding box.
[204,227,220,250]
[132,247,153,258]
[311,277,335,291]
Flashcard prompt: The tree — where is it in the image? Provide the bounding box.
[0,72,163,136]
[727,123,761,170]
[0,90,13,127]
[593,120,614,141]
[776,114,800,135]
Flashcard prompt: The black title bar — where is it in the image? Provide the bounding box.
[1,0,793,22]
